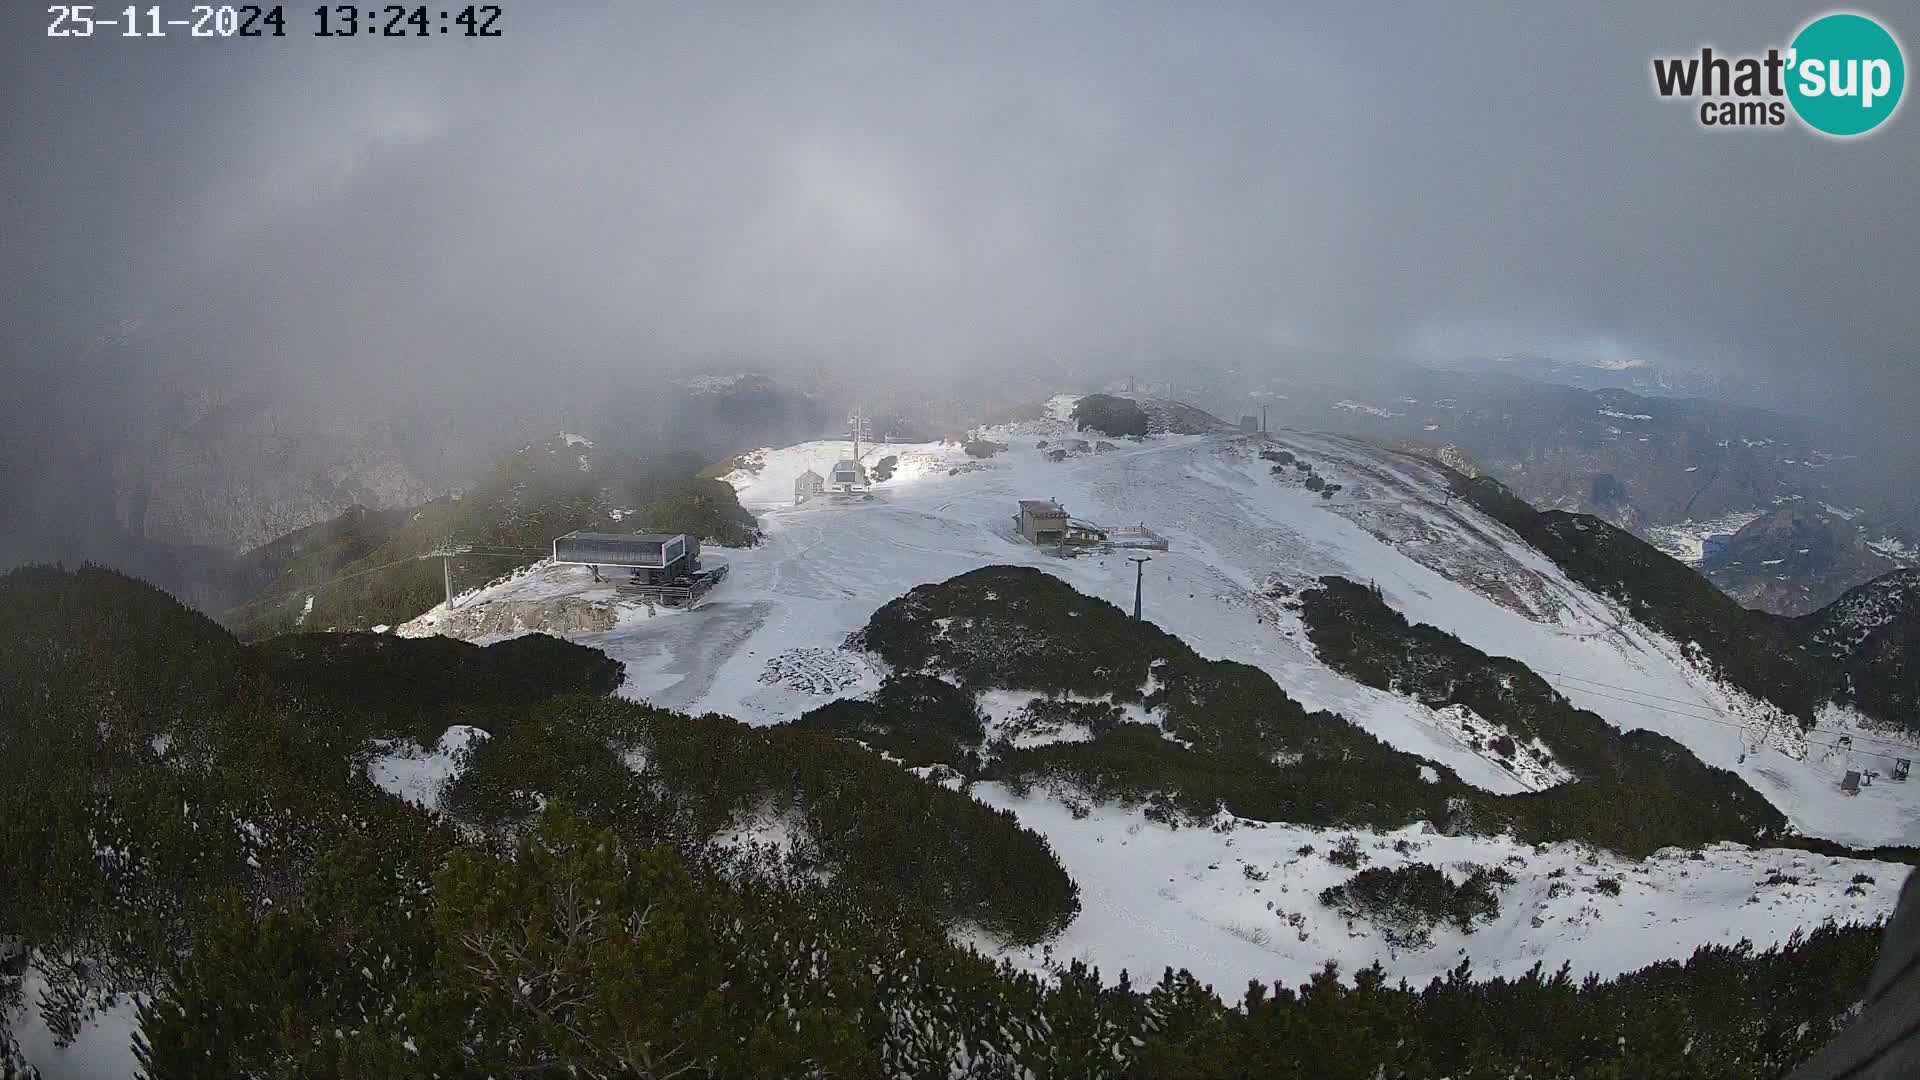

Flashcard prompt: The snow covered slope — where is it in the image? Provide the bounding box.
[962,790,1898,993]
[411,419,1919,992]
[435,421,1920,848]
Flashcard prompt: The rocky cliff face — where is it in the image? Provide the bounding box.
[110,391,448,552]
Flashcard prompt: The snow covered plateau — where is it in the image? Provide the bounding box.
[387,407,1919,996]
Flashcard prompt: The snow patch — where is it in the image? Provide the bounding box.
[1644,511,1764,566]
[977,690,1102,749]
[1867,537,1915,561]
[7,960,142,1080]
[1331,400,1403,418]
[1424,703,1574,791]
[674,372,751,394]
[364,725,490,811]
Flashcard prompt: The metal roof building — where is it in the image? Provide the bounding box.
[1015,499,1071,544]
[794,468,826,504]
[551,531,696,570]
[829,459,869,489]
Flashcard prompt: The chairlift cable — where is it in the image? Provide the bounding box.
[1546,680,1911,766]
[1543,670,1920,755]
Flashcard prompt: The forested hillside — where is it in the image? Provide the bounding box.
[0,563,1905,1077]
[817,565,1783,857]
[229,438,759,638]
[1450,472,1920,737]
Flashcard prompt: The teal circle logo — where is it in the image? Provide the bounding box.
[1787,13,1905,136]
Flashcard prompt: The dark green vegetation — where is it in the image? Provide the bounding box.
[446,696,1078,944]
[132,811,1895,1080]
[0,563,1903,1077]
[1449,473,1810,714]
[0,564,1066,1071]
[1071,393,1150,438]
[794,674,986,769]
[252,629,624,741]
[871,453,899,482]
[1318,862,1510,950]
[1449,472,1920,736]
[964,438,1009,458]
[1299,575,1787,854]
[1127,924,1885,1079]
[820,565,1781,857]
[231,438,758,638]
[1798,570,1920,729]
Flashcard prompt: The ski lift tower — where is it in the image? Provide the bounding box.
[1128,554,1152,620]
[420,537,474,611]
[846,408,874,461]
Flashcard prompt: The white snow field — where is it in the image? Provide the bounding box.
[961,789,1898,994]
[434,416,1920,846]
[406,412,1919,989]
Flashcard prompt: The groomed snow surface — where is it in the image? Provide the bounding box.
[356,414,1920,990]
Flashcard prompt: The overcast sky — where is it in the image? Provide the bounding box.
[3,3,1915,434]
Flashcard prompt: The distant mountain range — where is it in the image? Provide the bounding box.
[1702,506,1918,615]
[1426,354,1734,400]
[1137,356,1913,615]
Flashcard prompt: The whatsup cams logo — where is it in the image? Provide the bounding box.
[1652,11,1905,136]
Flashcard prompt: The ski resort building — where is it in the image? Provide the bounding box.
[828,459,869,492]
[551,531,701,585]
[794,469,825,505]
[1065,519,1108,546]
[1015,500,1071,544]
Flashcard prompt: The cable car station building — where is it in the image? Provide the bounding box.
[551,531,702,585]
